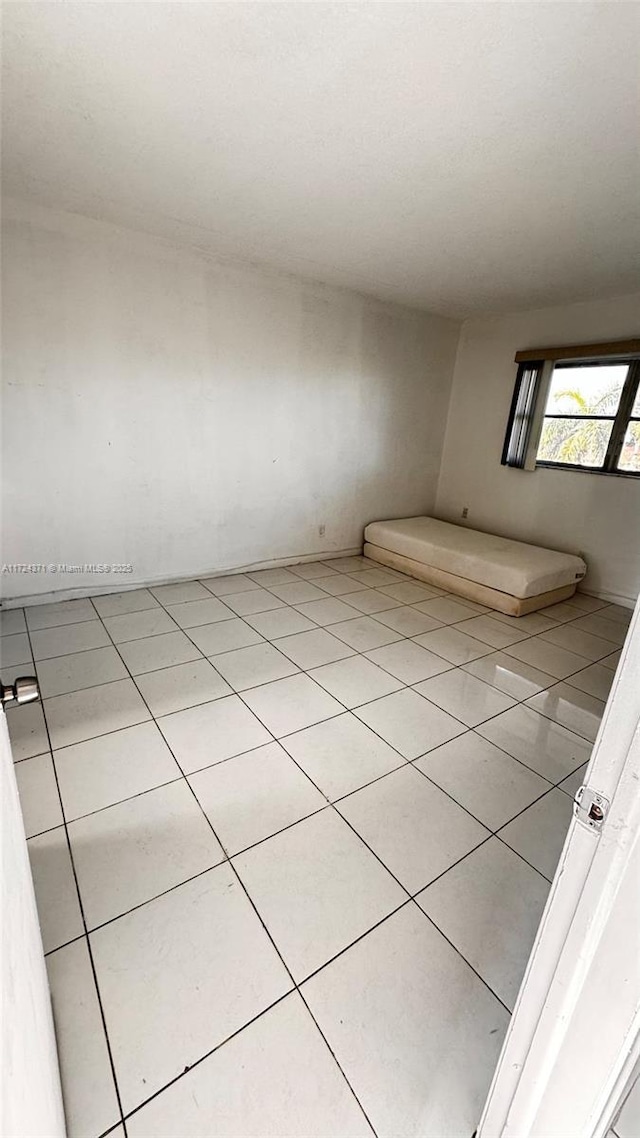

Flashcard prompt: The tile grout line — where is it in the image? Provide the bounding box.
[15,582,600,921]
[23,586,620,691]
[14,575,622,1129]
[21,591,599,859]
[27,603,608,755]
[85,595,381,1138]
[22,614,131,1138]
[113,593,530,1117]
[125,590,596,902]
[143,597,526,1016]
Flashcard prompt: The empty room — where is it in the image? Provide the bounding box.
[2,3,640,1137]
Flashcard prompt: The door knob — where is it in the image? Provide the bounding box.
[0,676,40,710]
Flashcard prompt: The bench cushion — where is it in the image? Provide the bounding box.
[363,517,586,600]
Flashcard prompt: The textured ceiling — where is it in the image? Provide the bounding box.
[2,1,639,316]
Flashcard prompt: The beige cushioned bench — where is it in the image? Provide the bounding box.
[364,517,586,616]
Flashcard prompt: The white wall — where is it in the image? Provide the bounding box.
[1,200,460,602]
[1,712,65,1136]
[435,294,640,605]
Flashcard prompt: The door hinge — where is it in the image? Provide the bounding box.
[573,785,609,832]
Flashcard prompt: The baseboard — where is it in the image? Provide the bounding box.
[0,547,364,610]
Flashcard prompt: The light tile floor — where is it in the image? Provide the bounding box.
[2,557,629,1138]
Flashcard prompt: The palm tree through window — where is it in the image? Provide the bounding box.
[536,360,640,474]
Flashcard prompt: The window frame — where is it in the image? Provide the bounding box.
[501,341,640,478]
[535,356,640,477]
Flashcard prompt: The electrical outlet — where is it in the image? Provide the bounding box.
[461,507,469,519]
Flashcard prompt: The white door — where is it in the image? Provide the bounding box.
[478,597,640,1137]
[1,707,66,1137]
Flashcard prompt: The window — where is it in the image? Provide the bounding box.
[501,361,543,468]
[501,340,640,476]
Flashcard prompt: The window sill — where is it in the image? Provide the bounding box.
[535,462,640,479]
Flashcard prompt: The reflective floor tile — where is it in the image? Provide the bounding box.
[346,569,401,587]
[502,636,590,679]
[247,567,300,586]
[166,597,234,630]
[15,752,63,837]
[567,593,609,613]
[489,610,557,634]
[274,629,356,669]
[315,573,368,596]
[412,597,480,625]
[309,655,403,709]
[201,573,256,595]
[92,589,159,618]
[417,838,550,1009]
[190,617,264,655]
[44,678,151,749]
[289,561,339,580]
[340,591,403,615]
[526,682,605,743]
[282,713,405,802]
[267,581,328,604]
[31,620,110,661]
[0,608,26,635]
[242,674,343,737]
[69,780,225,928]
[462,651,555,701]
[540,623,614,662]
[498,788,574,880]
[372,605,443,637]
[26,598,98,631]
[538,601,585,623]
[0,631,33,667]
[118,629,204,675]
[571,612,629,645]
[189,741,325,855]
[416,732,550,830]
[36,646,128,698]
[211,643,299,692]
[28,826,84,953]
[294,597,362,625]
[476,704,591,784]
[55,721,181,821]
[0,662,39,688]
[158,695,271,774]
[365,640,454,684]
[127,992,372,1138]
[564,662,614,702]
[455,614,531,649]
[223,589,287,616]
[413,626,493,666]
[601,650,621,670]
[47,939,121,1138]
[355,688,465,760]
[600,602,633,625]
[557,762,588,798]
[303,903,508,1138]
[233,809,404,981]
[244,606,316,639]
[103,609,179,645]
[338,765,488,893]
[322,556,369,573]
[150,580,211,604]
[90,865,291,1114]
[377,581,442,605]
[414,669,515,727]
[329,616,404,652]
[7,701,49,761]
